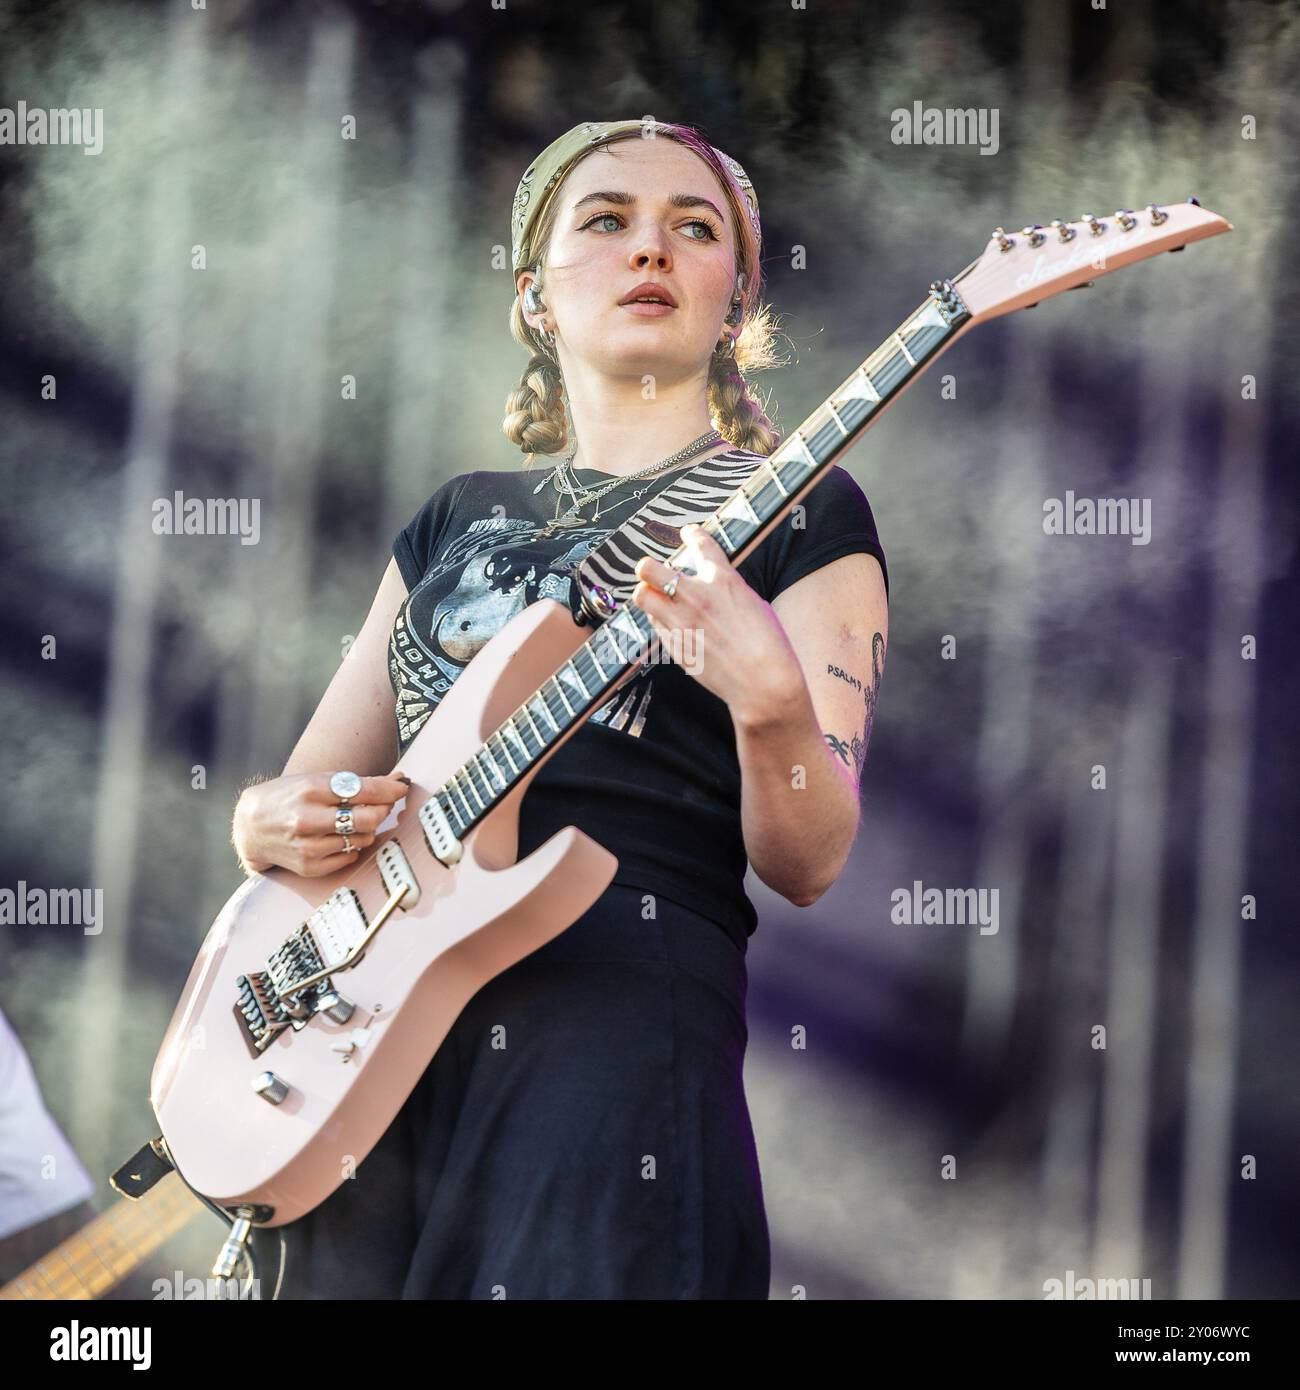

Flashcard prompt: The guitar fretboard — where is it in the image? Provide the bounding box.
[424,279,969,843]
[0,1175,200,1300]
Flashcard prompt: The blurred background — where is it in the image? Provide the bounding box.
[0,0,1296,1300]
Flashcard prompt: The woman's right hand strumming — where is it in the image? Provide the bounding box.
[232,772,412,878]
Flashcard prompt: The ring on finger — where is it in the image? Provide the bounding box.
[658,560,696,600]
[330,770,363,808]
[340,833,358,853]
[334,808,356,836]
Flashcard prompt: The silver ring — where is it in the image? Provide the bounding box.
[340,833,358,853]
[334,808,355,837]
[661,574,680,600]
[330,770,363,806]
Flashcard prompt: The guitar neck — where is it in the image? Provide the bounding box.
[418,279,970,846]
[676,277,971,571]
[0,1175,200,1300]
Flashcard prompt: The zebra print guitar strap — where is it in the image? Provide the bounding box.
[571,447,767,621]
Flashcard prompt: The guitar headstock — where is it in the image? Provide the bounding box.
[952,199,1233,321]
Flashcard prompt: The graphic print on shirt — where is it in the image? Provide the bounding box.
[389,511,656,752]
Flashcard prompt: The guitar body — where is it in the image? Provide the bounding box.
[150,597,619,1226]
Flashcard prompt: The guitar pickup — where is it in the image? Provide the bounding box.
[305,889,369,968]
[377,839,421,908]
[419,796,463,867]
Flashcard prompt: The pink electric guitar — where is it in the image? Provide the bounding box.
[146,200,1231,1257]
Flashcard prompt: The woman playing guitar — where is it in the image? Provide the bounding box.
[232,119,889,1299]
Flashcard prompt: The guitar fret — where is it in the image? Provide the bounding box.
[515,717,539,759]
[55,1255,88,1294]
[872,351,908,394]
[491,730,520,775]
[587,643,610,683]
[84,1225,131,1279]
[520,704,546,745]
[479,746,508,791]
[855,363,881,402]
[718,489,761,526]
[50,1244,91,1295]
[79,1237,118,1289]
[459,767,486,811]
[824,400,850,436]
[550,674,576,718]
[475,752,501,796]
[893,331,917,366]
[446,778,473,823]
[471,756,497,803]
[762,458,789,496]
[56,1252,91,1292]
[700,516,729,546]
[598,623,627,664]
[560,660,591,702]
[440,790,468,839]
[536,683,567,728]
[572,648,600,694]
[462,757,489,803]
[777,454,806,491]
[531,692,560,734]
[502,717,531,763]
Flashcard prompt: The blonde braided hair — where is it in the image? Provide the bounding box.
[502,126,788,467]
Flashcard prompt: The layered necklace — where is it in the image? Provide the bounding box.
[533,428,724,538]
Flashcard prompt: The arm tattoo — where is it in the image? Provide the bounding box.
[824,632,886,781]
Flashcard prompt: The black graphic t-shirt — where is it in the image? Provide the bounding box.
[388,450,889,945]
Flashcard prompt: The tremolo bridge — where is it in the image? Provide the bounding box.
[233,839,422,1055]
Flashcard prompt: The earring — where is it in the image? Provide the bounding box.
[523,275,556,351]
[723,272,745,327]
[716,272,744,352]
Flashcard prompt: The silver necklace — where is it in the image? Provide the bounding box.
[533,429,723,536]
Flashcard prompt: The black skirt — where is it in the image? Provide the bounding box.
[265,882,770,1299]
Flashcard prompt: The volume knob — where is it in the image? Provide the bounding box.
[252,1071,289,1105]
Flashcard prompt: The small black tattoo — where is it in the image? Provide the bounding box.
[824,633,885,782]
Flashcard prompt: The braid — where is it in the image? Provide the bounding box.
[501,348,569,466]
[708,344,781,456]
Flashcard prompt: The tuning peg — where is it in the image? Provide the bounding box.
[1049,218,1076,243]
[1082,212,1105,236]
[1187,195,1200,206]
[1020,223,1047,247]
[991,226,1014,252]
[1115,209,1138,230]
[1147,203,1168,226]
